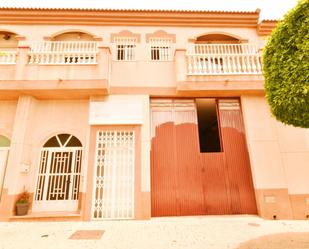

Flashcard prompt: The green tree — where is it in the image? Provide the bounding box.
[263,0,309,128]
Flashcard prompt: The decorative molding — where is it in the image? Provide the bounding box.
[146,30,176,43]
[14,35,25,41]
[93,36,103,41]
[43,36,52,41]
[110,30,141,43]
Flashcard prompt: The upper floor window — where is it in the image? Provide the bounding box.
[149,38,173,61]
[113,37,137,61]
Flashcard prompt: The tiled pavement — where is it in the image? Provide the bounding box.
[1,216,309,249]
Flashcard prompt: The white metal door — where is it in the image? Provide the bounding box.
[0,148,9,201]
[92,130,135,220]
[33,134,83,212]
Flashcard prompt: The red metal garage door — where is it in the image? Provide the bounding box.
[150,99,257,216]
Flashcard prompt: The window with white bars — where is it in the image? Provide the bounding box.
[149,38,173,61]
[92,130,135,220]
[113,37,137,61]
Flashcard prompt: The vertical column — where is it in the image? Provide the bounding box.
[0,95,37,220]
[15,40,30,80]
[174,49,187,82]
[97,46,111,89]
[136,96,150,219]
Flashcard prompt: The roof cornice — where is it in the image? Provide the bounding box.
[0,7,261,28]
[257,20,278,36]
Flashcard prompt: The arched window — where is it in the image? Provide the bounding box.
[0,32,18,64]
[196,34,241,44]
[0,135,10,147]
[52,32,95,42]
[33,134,83,212]
[0,32,18,49]
[0,135,10,201]
[43,133,82,148]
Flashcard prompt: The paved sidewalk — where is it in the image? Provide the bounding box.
[1,216,309,249]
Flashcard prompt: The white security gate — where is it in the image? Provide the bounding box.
[33,134,82,212]
[92,130,135,220]
[0,135,10,201]
[0,148,9,201]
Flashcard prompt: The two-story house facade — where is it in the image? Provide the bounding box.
[0,7,308,221]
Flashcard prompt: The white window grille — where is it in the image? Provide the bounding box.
[113,37,137,61]
[92,130,135,220]
[29,41,98,65]
[33,134,82,212]
[149,38,173,61]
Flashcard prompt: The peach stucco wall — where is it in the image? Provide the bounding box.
[0,94,151,219]
[0,101,17,138]
[3,97,89,196]
[241,95,309,193]
[241,95,309,219]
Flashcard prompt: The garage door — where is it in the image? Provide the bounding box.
[151,99,257,216]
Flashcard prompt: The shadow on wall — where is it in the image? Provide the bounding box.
[235,232,309,249]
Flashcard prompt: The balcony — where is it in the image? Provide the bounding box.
[186,43,262,75]
[28,41,98,65]
[0,50,17,64]
[175,43,264,95]
[0,40,110,99]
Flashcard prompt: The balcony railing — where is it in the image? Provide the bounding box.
[186,44,262,75]
[29,41,98,65]
[0,50,17,64]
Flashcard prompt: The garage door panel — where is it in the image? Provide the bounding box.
[175,123,205,215]
[219,104,257,215]
[151,122,178,216]
[151,99,257,217]
[200,153,231,214]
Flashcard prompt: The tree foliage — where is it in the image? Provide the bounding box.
[263,0,309,128]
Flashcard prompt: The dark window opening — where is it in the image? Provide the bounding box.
[43,136,60,147]
[64,56,93,64]
[151,46,160,60]
[117,44,125,60]
[58,134,71,145]
[43,134,82,148]
[196,98,222,152]
[66,136,83,147]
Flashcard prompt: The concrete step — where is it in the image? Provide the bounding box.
[9,211,82,222]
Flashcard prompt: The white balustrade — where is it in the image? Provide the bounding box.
[186,43,262,75]
[0,50,17,64]
[29,41,98,65]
